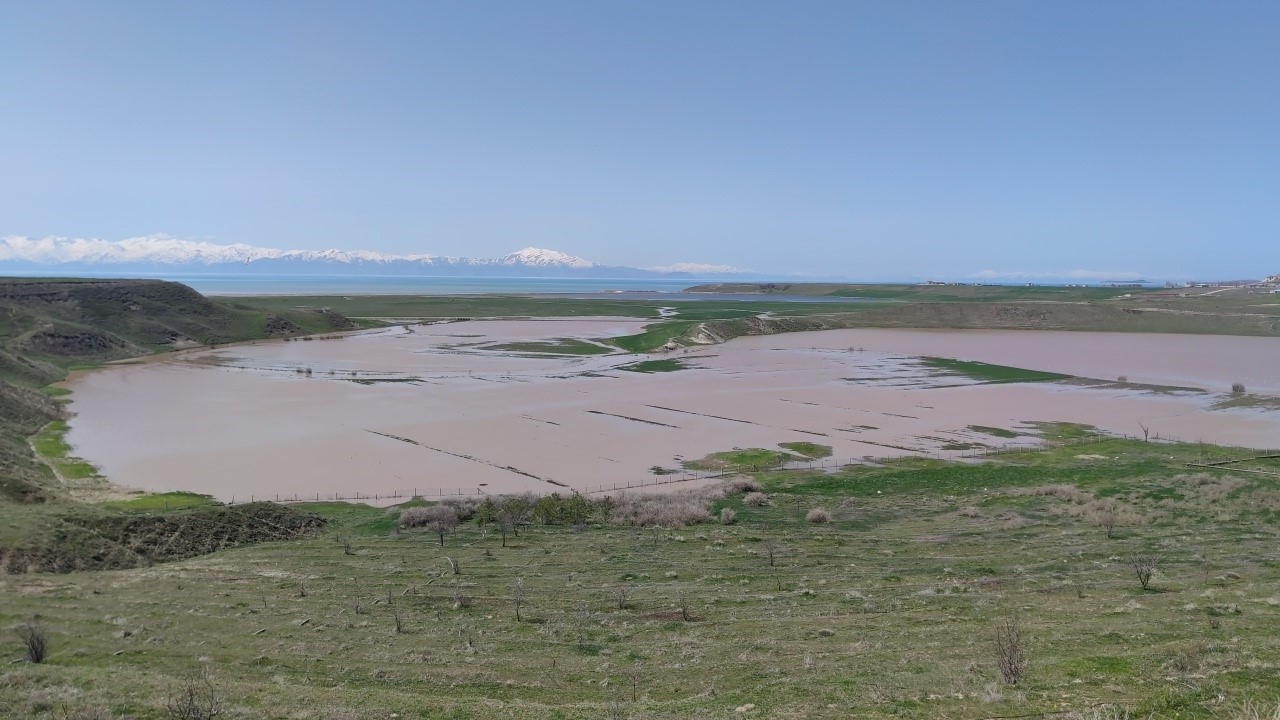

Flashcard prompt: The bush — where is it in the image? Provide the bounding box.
[994,616,1027,685]
[720,508,737,525]
[726,478,762,494]
[743,492,769,507]
[1131,555,1159,590]
[167,667,222,719]
[806,508,832,523]
[607,485,727,527]
[440,497,480,521]
[400,505,460,545]
[15,619,48,663]
[1232,382,1246,395]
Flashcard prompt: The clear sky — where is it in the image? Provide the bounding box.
[2,1,1276,279]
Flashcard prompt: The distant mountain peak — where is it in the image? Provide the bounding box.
[499,247,596,268]
[0,234,754,279]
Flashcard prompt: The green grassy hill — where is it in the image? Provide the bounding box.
[2,429,1278,718]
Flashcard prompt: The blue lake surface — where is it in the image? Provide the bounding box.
[6,271,873,301]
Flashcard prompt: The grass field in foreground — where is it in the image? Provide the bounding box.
[3,426,1279,718]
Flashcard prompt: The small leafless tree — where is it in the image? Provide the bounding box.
[445,556,460,575]
[1132,555,1159,590]
[614,585,631,610]
[16,619,49,664]
[167,667,223,720]
[676,590,694,621]
[1138,420,1150,442]
[994,615,1027,685]
[764,539,778,567]
[392,610,405,634]
[338,535,354,555]
[626,663,643,702]
[512,578,528,621]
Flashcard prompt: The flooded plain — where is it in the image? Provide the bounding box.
[64,321,1280,502]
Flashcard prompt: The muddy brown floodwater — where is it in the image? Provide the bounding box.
[63,321,1280,503]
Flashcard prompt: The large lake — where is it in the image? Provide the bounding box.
[64,324,1280,502]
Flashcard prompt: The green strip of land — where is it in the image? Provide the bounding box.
[922,356,1072,384]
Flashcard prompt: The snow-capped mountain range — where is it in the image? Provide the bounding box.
[0,235,748,278]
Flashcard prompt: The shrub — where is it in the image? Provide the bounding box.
[167,667,222,720]
[1081,499,1139,538]
[726,477,762,494]
[743,492,769,507]
[994,616,1027,685]
[1131,555,1159,590]
[1232,382,1246,395]
[806,507,832,523]
[440,497,480,521]
[720,508,737,525]
[607,486,723,527]
[400,505,460,545]
[15,619,49,663]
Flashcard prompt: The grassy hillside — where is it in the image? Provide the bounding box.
[0,278,363,504]
[2,428,1278,718]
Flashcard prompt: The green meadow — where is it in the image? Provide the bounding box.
[3,427,1279,719]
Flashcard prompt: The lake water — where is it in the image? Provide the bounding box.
[63,324,1280,503]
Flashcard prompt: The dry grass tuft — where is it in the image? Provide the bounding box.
[1009,483,1092,504]
[726,477,762,494]
[806,507,832,523]
[606,483,743,527]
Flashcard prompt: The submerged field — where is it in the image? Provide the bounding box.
[3,429,1280,718]
[59,322,1280,502]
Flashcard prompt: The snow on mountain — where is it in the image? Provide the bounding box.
[0,235,757,277]
[0,234,288,265]
[0,236,595,268]
[498,247,596,268]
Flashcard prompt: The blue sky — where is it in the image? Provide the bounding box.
[2,1,1276,279]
